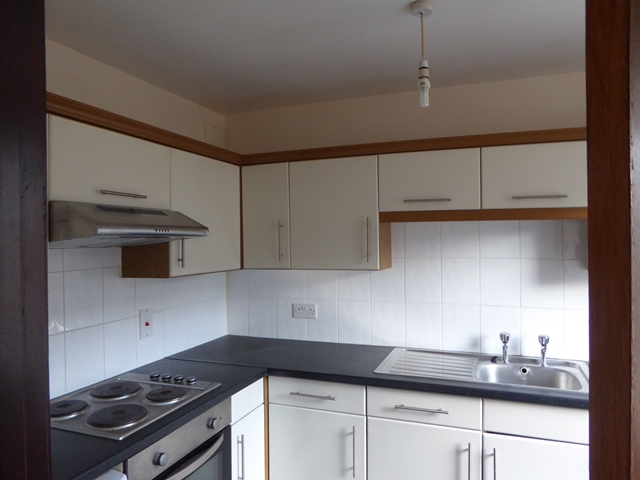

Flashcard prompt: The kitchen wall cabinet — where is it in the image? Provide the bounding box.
[269,377,366,480]
[378,149,481,212]
[122,149,241,277]
[481,141,587,209]
[232,380,265,480]
[48,115,171,208]
[367,387,482,480]
[289,156,390,270]
[242,163,290,269]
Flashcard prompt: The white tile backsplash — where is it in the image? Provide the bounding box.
[233,220,589,362]
[48,220,590,398]
[48,247,229,398]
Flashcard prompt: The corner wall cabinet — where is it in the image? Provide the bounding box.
[268,377,366,480]
[47,115,170,208]
[242,163,290,269]
[481,141,587,209]
[231,380,266,480]
[378,148,481,212]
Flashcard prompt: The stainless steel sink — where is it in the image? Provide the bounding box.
[374,348,589,394]
[474,362,587,391]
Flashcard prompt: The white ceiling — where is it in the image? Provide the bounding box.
[45,0,585,115]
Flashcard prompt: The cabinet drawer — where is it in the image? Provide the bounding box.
[232,378,264,424]
[379,149,481,212]
[269,377,365,415]
[367,386,482,430]
[484,399,588,444]
[481,141,587,209]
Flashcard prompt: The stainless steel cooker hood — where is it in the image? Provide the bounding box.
[49,200,208,248]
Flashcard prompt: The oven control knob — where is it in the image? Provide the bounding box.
[207,417,220,430]
[149,372,160,381]
[173,375,184,384]
[161,374,172,383]
[186,376,197,385]
[153,452,169,467]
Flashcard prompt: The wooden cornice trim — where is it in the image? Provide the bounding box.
[46,92,243,166]
[243,127,587,165]
[379,207,588,223]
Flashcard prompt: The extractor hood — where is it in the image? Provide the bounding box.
[49,200,208,248]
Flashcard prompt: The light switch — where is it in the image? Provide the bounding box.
[139,308,153,339]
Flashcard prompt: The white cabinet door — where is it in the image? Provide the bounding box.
[483,433,588,480]
[289,156,380,270]
[481,141,587,209]
[379,149,481,212]
[368,417,481,480]
[47,115,171,208]
[269,404,366,480]
[169,149,241,276]
[242,163,290,269]
[232,406,265,480]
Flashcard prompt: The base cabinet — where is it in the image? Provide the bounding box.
[269,404,366,480]
[232,406,265,480]
[368,417,481,480]
[483,433,588,480]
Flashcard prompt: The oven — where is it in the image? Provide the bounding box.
[125,398,232,480]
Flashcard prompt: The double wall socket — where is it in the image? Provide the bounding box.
[292,303,317,319]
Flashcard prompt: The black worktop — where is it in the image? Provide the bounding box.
[51,358,265,480]
[170,335,589,409]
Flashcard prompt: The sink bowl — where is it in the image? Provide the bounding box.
[474,362,586,391]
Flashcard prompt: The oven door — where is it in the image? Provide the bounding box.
[154,426,231,480]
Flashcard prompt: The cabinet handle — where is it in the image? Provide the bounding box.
[237,434,245,480]
[100,189,148,199]
[178,239,185,268]
[493,447,497,480]
[511,194,568,200]
[467,443,471,480]
[352,426,357,479]
[366,217,371,264]
[277,219,284,262]
[403,197,452,203]
[394,404,449,415]
[289,391,336,401]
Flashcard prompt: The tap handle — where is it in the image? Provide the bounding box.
[538,334,550,347]
[499,332,511,345]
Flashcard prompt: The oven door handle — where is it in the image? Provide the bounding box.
[163,434,225,480]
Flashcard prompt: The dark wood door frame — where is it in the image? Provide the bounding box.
[0,1,50,479]
[587,0,640,478]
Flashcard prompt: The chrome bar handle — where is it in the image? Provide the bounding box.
[511,194,568,200]
[277,219,284,262]
[493,448,497,480]
[178,239,185,268]
[100,189,147,199]
[352,426,357,479]
[467,443,471,480]
[394,404,449,415]
[237,434,245,480]
[289,391,336,401]
[366,217,371,263]
[403,197,452,203]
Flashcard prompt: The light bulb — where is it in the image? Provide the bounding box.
[418,59,430,108]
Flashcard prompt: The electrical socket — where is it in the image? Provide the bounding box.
[139,308,154,339]
[292,303,317,319]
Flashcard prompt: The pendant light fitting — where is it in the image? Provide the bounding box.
[410,0,433,108]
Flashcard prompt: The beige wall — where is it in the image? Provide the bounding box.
[46,40,227,148]
[226,72,586,154]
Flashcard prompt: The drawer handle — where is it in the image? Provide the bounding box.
[394,404,449,415]
[511,194,568,200]
[403,198,452,203]
[290,391,336,401]
[100,189,148,199]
